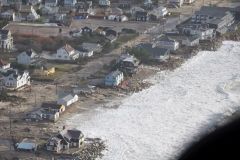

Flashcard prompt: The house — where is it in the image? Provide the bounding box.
[177,22,215,40]
[57,94,78,107]
[1,0,22,7]
[233,6,240,20]
[46,127,84,153]
[17,49,38,65]
[137,43,170,62]
[105,28,118,42]
[16,5,40,21]
[154,35,179,51]
[168,0,184,7]
[118,0,131,8]
[0,59,10,71]
[81,26,93,34]
[105,70,124,87]
[25,109,43,122]
[148,6,168,21]
[17,139,37,152]
[181,35,199,46]
[99,0,110,7]
[0,29,13,51]
[110,7,123,16]
[45,0,58,7]
[191,6,235,34]
[135,11,149,22]
[76,1,93,14]
[130,7,145,16]
[56,44,79,61]
[143,0,153,10]
[1,69,30,89]
[116,54,139,75]
[64,0,77,7]
[70,29,82,37]
[42,110,59,122]
[42,102,65,114]
[58,6,75,14]
[0,10,15,20]
[41,6,59,15]
[26,0,42,5]
[46,136,63,153]
[184,0,196,4]
[79,42,102,54]
[73,85,96,95]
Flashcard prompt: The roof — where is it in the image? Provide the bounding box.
[24,49,38,58]
[135,11,148,17]
[62,44,75,55]
[156,35,176,42]
[80,42,102,52]
[0,29,10,36]
[45,0,58,3]
[19,5,32,13]
[184,35,199,41]
[195,6,231,18]
[42,102,63,109]
[59,94,77,102]
[107,70,123,78]
[60,128,83,141]
[137,43,170,57]
[17,138,37,150]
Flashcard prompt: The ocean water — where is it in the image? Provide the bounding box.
[66,41,240,160]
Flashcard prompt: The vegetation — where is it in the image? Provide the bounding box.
[126,47,151,63]
[0,20,8,28]
[0,91,26,102]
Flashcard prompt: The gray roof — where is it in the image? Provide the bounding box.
[60,128,83,141]
[156,35,176,42]
[107,70,123,78]
[59,94,76,102]
[80,42,102,52]
[195,6,231,18]
[137,43,170,57]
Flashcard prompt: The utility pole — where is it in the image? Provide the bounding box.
[34,92,37,107]
[9,103,12,151]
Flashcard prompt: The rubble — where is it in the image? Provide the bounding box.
[73,138,107,160]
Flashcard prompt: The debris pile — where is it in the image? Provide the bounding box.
[74,138,107,160]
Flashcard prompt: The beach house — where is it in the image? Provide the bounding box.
[105,70,124,87]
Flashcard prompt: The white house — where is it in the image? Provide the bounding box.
[78,50,93,57]
[17,5,40,21]
[105,70,124,87]
[182,36,199,46]
[148,6,168,20]
[99,0,110,7]
[45,0,58,7]
[154,35,179,51]
[57,94,79,107]
[1,69,30,89]
[0,29,13,51]
[168,0,184,7]
[64,0,77,7]
[184,0,196,4]
[17,49,38,65]
[56,44,79,60]
[144,0,153,8]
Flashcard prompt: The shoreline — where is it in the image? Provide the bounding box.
[63,40,240,160]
